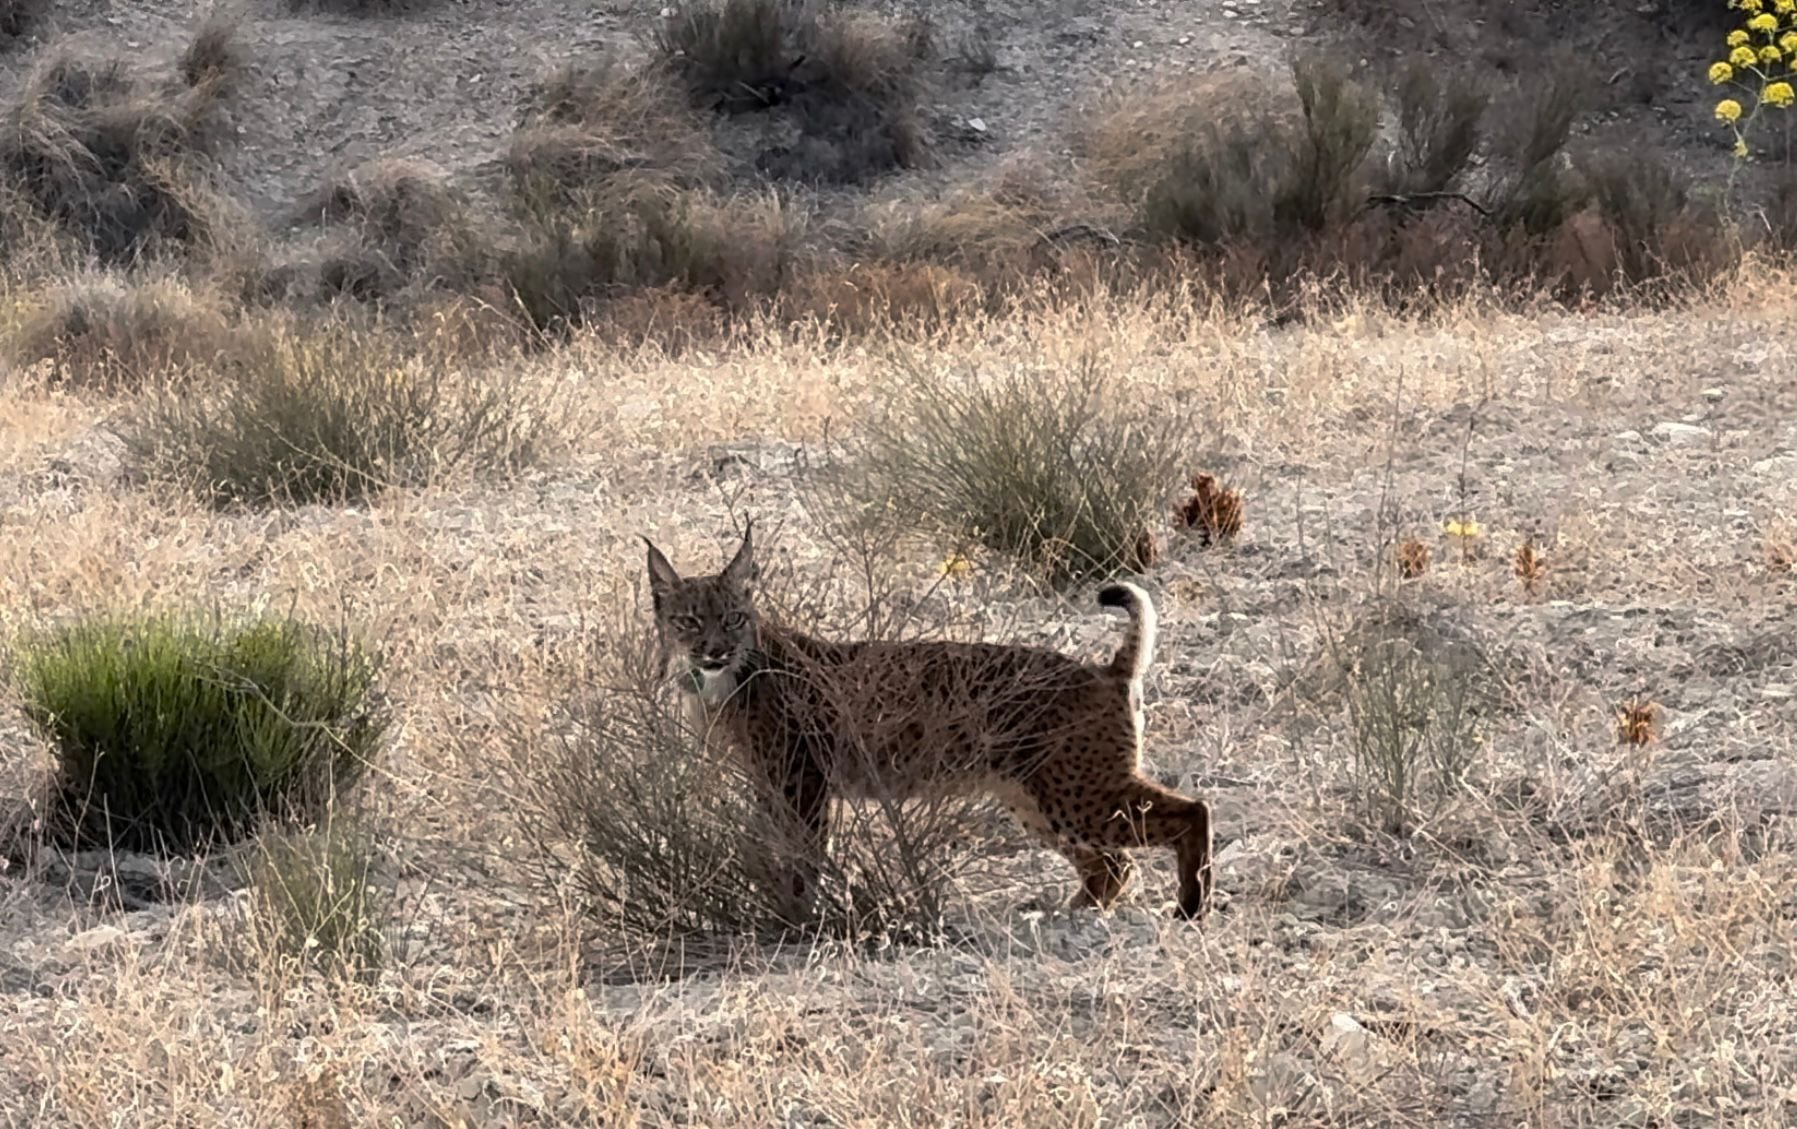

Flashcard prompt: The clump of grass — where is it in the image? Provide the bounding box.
[178,13,245,92]
[858,355,1189,584]
[246,816,387,978]
[0,44,237,264]
[655,0,932,183]
[1139,55,1379,250]
[7,274,237,389]
[13,612,387,855]
[502,187,808,334]
[122,323,562,507]
[507,61,719,224]
[293,157,496,301]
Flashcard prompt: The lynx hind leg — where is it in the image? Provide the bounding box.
[1040,776,1213,920]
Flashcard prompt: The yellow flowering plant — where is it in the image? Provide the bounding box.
[1712,0,1797,171]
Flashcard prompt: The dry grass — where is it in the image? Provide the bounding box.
[2,270,1797,1125]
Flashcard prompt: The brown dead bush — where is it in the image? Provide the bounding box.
[8,274,239,389]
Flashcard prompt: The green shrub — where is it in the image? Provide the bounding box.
[122,324,560,507]
[248,817,387,977]
[15,612,387,855]
[858,355,1187,584]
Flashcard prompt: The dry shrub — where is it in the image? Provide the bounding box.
[1131,56,1376,251]
[1090,52,1736,305]
[656,0,932,184]
[782,260,985,337]
[857,353,1189,584]
[507,61,719,223]
[291,157,496,301]
[501,187,808,334]
[7,274,237,389]
[0,44,238,264]
[1318,597,1503,835]
[506,600,988,952]
[179,12,245,92]
[122,320,563,507]
[246,813,388,980]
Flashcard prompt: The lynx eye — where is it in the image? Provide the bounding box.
[671,615,701,633]
[723,612,748,630]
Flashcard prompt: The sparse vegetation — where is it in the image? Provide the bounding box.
[7,0,1797,1123]
[1325,598,1500,835]
[859,355,1189,584]
[122,323,562,507]
[13,612,386,855]
[246,816,388,978]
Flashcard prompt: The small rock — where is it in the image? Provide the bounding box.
[1613,429,1643,444]
[966,117,987,133]
[1649,421,1710,446]
[1702,387,1724,402]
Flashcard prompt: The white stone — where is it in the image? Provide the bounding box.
[1650,421,1710,445]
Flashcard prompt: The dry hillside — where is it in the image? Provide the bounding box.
[3,0,1797,1126]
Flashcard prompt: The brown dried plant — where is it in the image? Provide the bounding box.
[1768,540,1794,575]
[1396,538,1431,580]
[1514,538,1546,594]
[1615,695,1660,748]
[1173,473,1243,547]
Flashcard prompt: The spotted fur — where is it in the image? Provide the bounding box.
[644,522,1214,919]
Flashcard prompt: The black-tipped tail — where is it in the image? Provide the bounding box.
[1098,582,1158,682]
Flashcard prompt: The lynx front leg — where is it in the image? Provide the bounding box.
[759,746,830,925]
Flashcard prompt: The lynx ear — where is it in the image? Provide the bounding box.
[644,537,680,607]
[722,520,756,588]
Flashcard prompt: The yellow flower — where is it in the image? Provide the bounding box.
[937,552,974,580]
[1732,45,1759,66]
[1764,44,1785,62]
[1782,31,1797,51]
[1779,0,1795,13]
[1443,519,1483,539]
[1768,80,1796,105]
[1712,61,1736,83]
[1740,0,1764,12]
[1751,12,1779,30]
[1717,97,1745,121]
[1730,29,1752,45]
[1735,135,1751,157]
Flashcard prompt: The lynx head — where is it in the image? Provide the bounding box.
[643,523,759,700]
